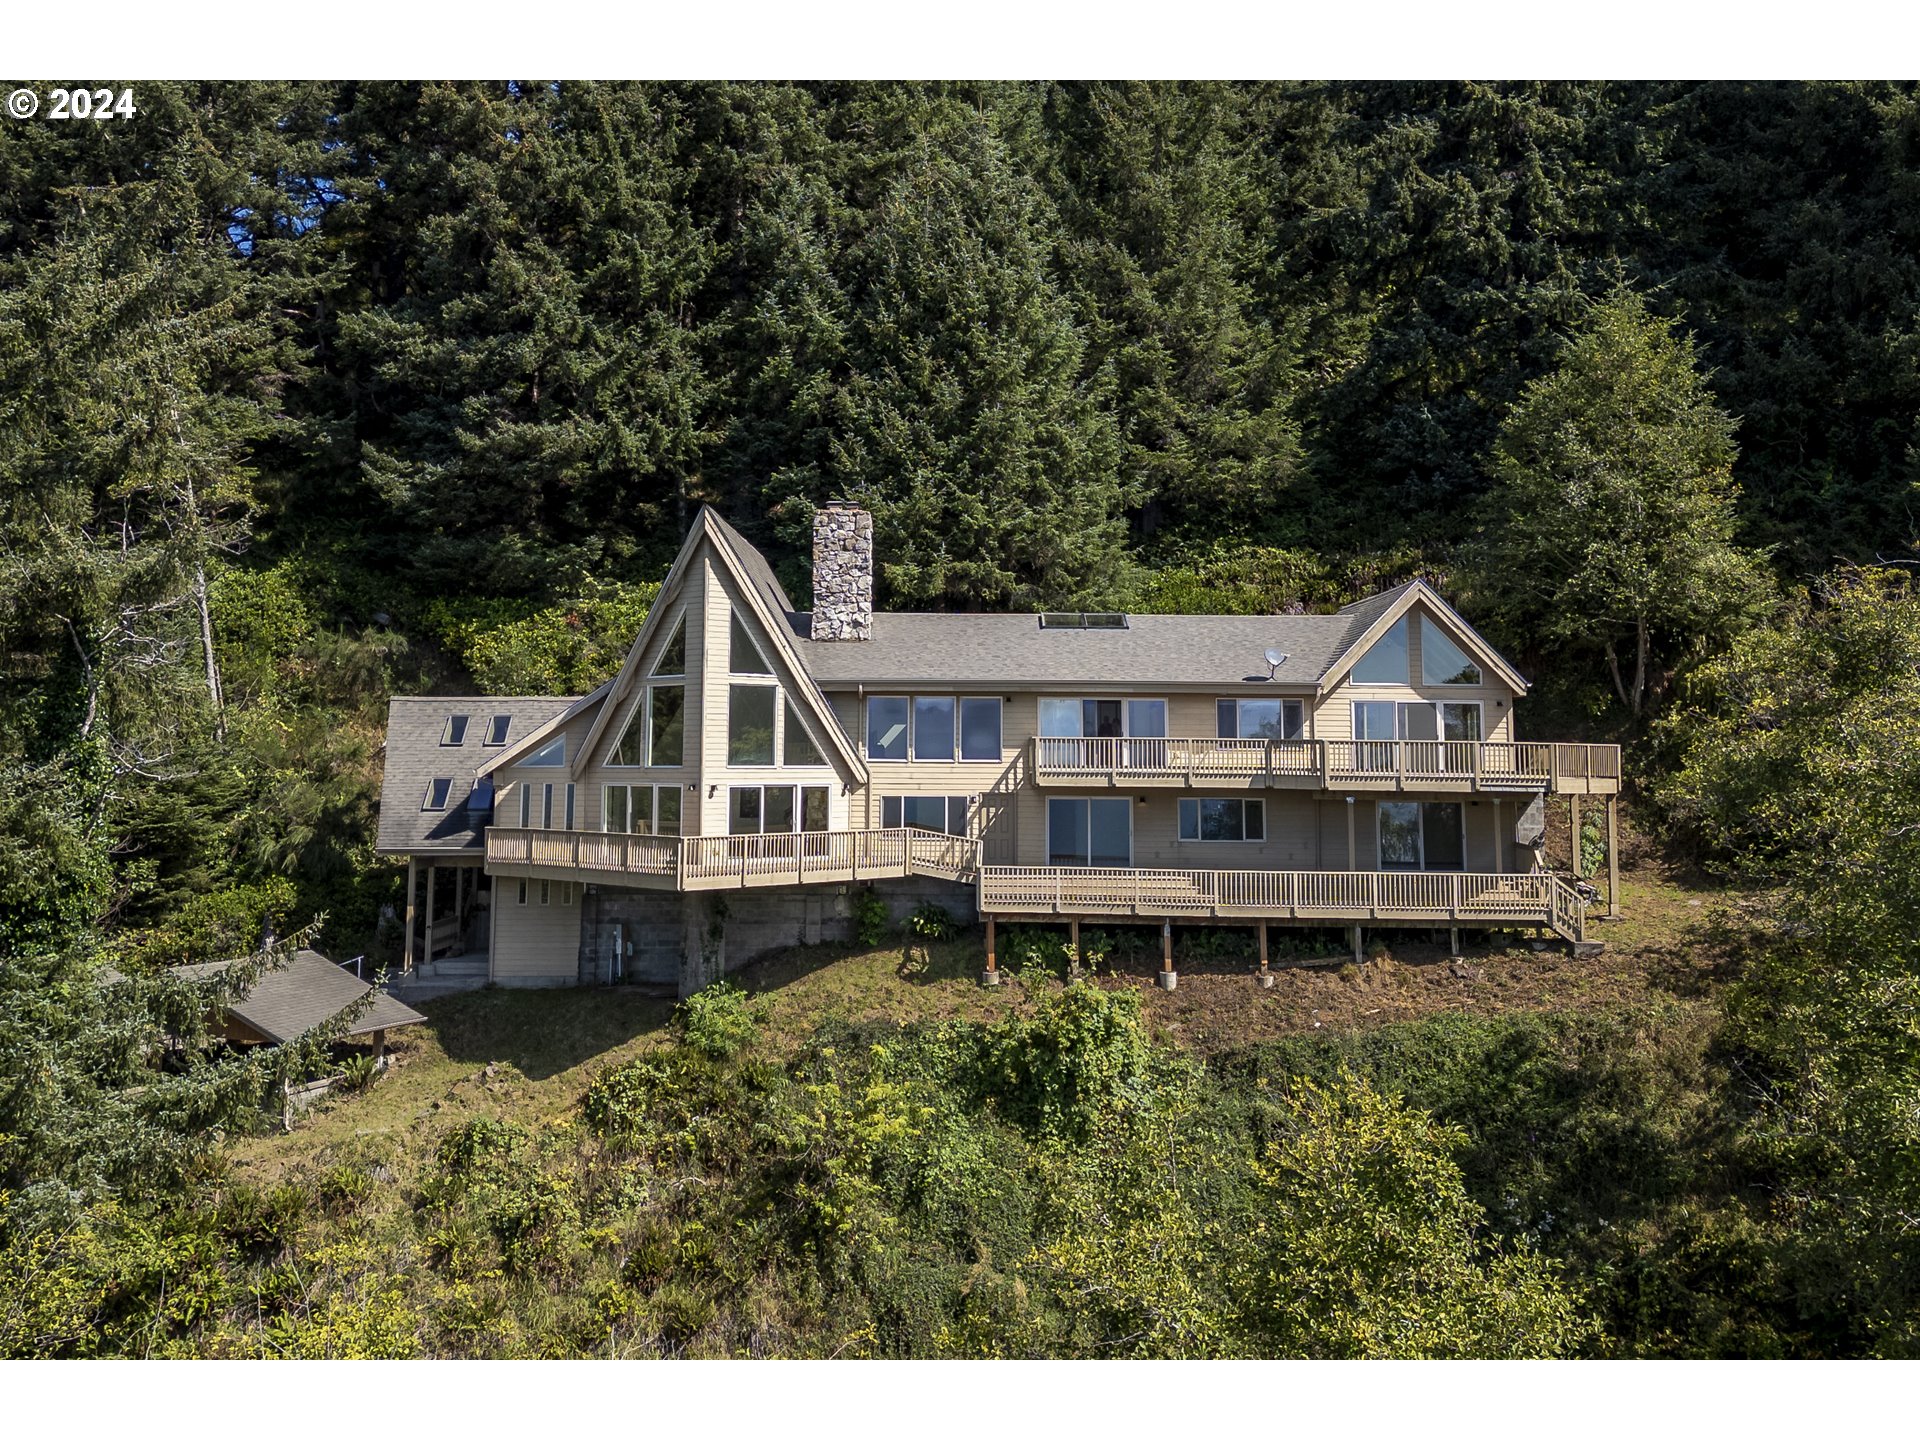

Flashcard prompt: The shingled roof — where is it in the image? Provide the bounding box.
[786,611,1358,688]
[176,949,425,1044]
[376,695,576,853]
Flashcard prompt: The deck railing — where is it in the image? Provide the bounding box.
[978,865,1584,939]
[486,825,962,890]
[1031,736,1619,792]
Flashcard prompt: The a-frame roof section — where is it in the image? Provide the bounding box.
[704,509,866,780]
[473,680,609,778]
[1319,579,1529,695]
[568,508,866,782]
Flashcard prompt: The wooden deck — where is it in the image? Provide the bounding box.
[484,825,975,891]
[1030,736,1621,795]
[485,826,1587,941]
[976,865,1588,941]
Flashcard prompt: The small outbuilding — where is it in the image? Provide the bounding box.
[177,948,427,1057]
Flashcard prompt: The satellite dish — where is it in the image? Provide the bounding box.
[1263,648,1289,679]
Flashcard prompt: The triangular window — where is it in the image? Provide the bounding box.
[730,613,772,674]
[1420,617,1483,686]
[651,615,686,676]
[609,700,646,766]
[524,736,565,767]
[1352,617,1410,685]
[784,699,826,766]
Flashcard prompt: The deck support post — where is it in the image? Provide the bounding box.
[1569,795,1583,878]
[1606,795,1621,919]
[1492,798,1504,874]
[403,859,417,974]
[1351,924,1364,965]
[372,1029,387,1063]
[983,915,999,986]
[1257,921,1273,988]
[1158,920,1177,991]
[1345,796,1357,871]
[1069,918,1082,979]
[1449,926,1461,958]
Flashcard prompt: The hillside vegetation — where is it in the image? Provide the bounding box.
[4,82,1920,1358]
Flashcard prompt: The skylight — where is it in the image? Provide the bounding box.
[441,714,470,745]
[1038,612,1129,630]
[484,714,511,746]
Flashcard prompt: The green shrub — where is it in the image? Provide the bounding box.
[673,980,767,1061]
[907,900,959,941]
[852,888,891,946]
[435,1118,533,1193]
[976,985,1154,1139]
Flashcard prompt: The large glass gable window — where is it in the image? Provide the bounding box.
[1420,618,1483,686]
[1352,617,1410,685]
[524,736,565,766]
[784,699,826,766]
[730,614,772,674]
[649,686,684,767]
[651,615,686,676]
[729,685,776,764]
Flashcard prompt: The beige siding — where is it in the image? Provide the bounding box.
[1312,600,1516,742]
[491,878,582,982]
[695,557,861,836]
[573,577,705,834]
[1014,790,1514,873]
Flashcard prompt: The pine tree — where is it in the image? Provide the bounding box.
[1465,289,1771,719]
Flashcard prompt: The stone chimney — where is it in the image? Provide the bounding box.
[811,501,873,641]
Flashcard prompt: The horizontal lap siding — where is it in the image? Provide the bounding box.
[492,886,583,983]
[575,583,702,834]
[1314,602,1515,742]
[1017,790,1515,874]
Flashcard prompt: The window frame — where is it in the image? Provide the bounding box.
[523,735,566,767]
[912,695,956,761]
[728,683,778,766]
[1045,796,1133,867]
[880,794,969,836]
[484,714,512,747]
[1419,616,1484,687]
[648,684,685,768]
[782,697,828,767]
[729,613,773,675]
[728,783,800,836]
[650,614,687,677]
[866,695,911,761]
[423,776,455,811]
[1177,796,1267,843]
[441,714,470,746]
[1351,616,1411,686]
[1218,697,1305,741]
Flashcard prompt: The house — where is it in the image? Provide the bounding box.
[375,504,1621,995]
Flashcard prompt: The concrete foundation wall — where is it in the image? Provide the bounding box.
[574,877,978,991]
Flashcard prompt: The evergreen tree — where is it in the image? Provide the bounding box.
[774,92,1132,608]
[1465,289,1771,719]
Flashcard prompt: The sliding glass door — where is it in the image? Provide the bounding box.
[1377,801,1466,870]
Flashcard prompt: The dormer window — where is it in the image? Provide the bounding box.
[524,736,565,767]
[441,714,470,746]
[423,776,454,810]
[484,714,511,746]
